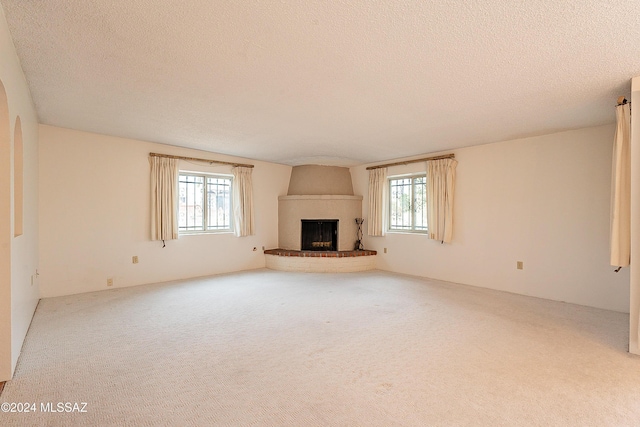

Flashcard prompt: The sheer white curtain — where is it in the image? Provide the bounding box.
[610,103,631,267]
[150,156,179,242]
[426,158,457,243]
[232,166,254,237]
[368,167,387,236]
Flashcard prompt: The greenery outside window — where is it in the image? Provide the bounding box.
[388,175,427,232]
[178,172,232,233]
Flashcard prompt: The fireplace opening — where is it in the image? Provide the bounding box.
[301,220,338,251]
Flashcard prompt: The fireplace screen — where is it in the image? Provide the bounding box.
[301,220,338,251]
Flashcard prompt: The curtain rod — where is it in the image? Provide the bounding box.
[617,96,630,106]
[365,154,455,170]
[149,152,254,168]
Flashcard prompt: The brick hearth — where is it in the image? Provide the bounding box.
[264,249,377,257]
[264,249,377,272]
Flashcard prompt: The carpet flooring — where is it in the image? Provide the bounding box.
[1,269,639,426]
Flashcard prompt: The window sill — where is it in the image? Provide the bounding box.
[386,230,428,236]
[179,230,234,236]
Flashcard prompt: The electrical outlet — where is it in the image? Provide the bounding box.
[107,278,113,286]
[132,256,139,264]
[517,261,523,270]
[384,248,388,254]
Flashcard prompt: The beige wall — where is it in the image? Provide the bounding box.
[39,125,291,298]
[287,165,354,195]
[352,124,629,312]
[278,195,362,251]
[0,6,40,380]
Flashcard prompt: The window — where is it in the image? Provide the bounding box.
[178,173,232,233]
[388,175,427,232]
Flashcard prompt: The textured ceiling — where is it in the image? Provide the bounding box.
[2,1,639,166]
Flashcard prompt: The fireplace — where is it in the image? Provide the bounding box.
[278,165,362,251]
[301,220,338,251]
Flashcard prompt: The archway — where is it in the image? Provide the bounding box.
[14,116,22,237]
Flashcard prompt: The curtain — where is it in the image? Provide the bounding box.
[610,103,631,267]
[426,158,458,243]
[368,168,387,236]
[232,166,254,237]
[150,156,179,242]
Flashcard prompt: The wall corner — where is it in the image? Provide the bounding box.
[629,76,640,355]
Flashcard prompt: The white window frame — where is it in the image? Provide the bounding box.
[178,171,234,235]
[387,173,428,234]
